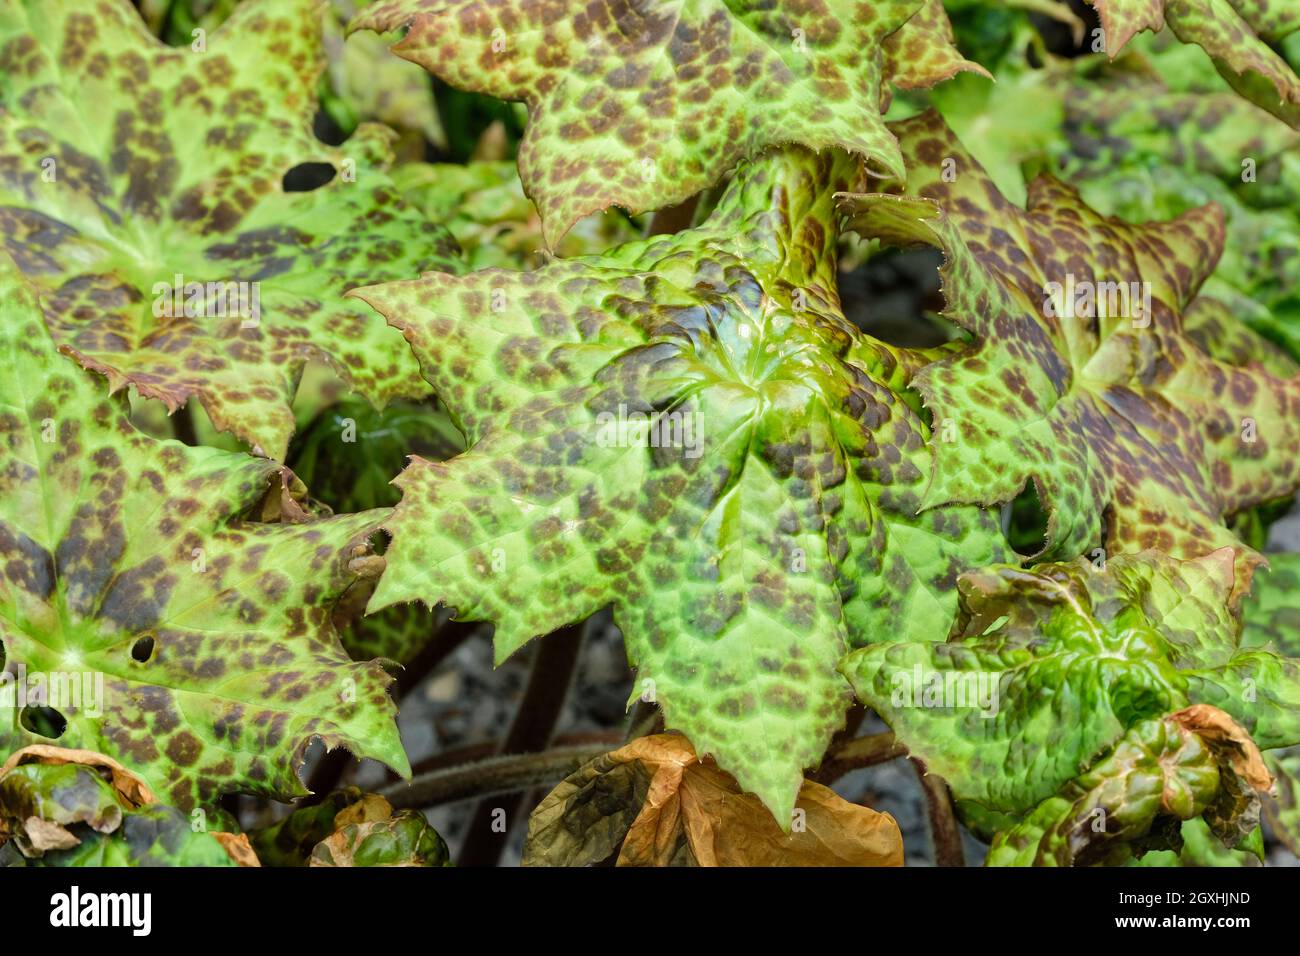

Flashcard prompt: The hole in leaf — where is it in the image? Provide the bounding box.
[838,247,961,348]
[21,705,67,739]
[132,635,156,663]
[282,162,337,192]
[1003,479,1049,558]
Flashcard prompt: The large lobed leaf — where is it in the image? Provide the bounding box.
[844,110,1300,580]
[352,0,985,245]
[0,0,459,459]
[352,146,1010,822]
[0,259,408,810]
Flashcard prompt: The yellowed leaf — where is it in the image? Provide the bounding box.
[525,734,903,867]
[1,744,155,808]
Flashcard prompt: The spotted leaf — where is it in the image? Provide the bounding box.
[843,110,1300,579]
[841,549,1299,825]
[351,0,977,246]
[0,0,459,460]
[985,705,1271,867]
[0,259,409,810]
[352,147,1010,822]
[1086,0,1300,125]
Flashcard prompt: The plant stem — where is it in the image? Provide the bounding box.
[811,731,905,784]
[912,758,965,867]
[646,193,700,236]
[381,744,608,810]
[171,403,198,446]
[406,730,623,778]
[456,622,584,866]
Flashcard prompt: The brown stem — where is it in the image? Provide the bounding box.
[171,403,198,446]
[456,622,584,866]
[394,618,480,699]
[406,730,623,778]
[646,193,700,236]
[811,731,906,784]
[912,758,965,867]
[381,744,608,810]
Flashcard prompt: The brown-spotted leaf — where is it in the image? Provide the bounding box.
[0,0,459,459]
[986,705,1271,866]
[1087,0,1300,125]
[353,147,1011,823]
[523,733,903,867]
[352,0,975,245]
[843,110,1300,581]
[0,259,408,810]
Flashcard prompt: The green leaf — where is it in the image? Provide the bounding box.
[0,259,408,809]
[251,788,451,866]
[843,110,1300,578]
[353,0,973,245]
[985,706,1269,866]
[393,161,643,270]
[1264,748,1300,856]
[882,0,990,92]
[1241,553,1300,656]
[352,147,1010,822]
[1086,0,1300,124]
[309,807,450,866]
[0,0,459,459]
[842,549,1299,819]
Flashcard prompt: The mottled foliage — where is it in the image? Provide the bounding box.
[986,705,1271,866]
[0,0,459,458]
[354,147,1009,821]
[845,111,1300,579]
[353,0,976,244]
[0,261,408,810]
[0,746,255,865]
[842,550,1300,826]
[1087,0,1300,125]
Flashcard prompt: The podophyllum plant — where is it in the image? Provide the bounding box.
[1,0,1298,868]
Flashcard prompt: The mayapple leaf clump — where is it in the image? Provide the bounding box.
[354,146,1010,822]
[845,111,1300,574]
[352,0,985,244]
[842,549,1300,826]
[0,260,408,810]
[0,0,458,458]
[985,704,1272,867]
